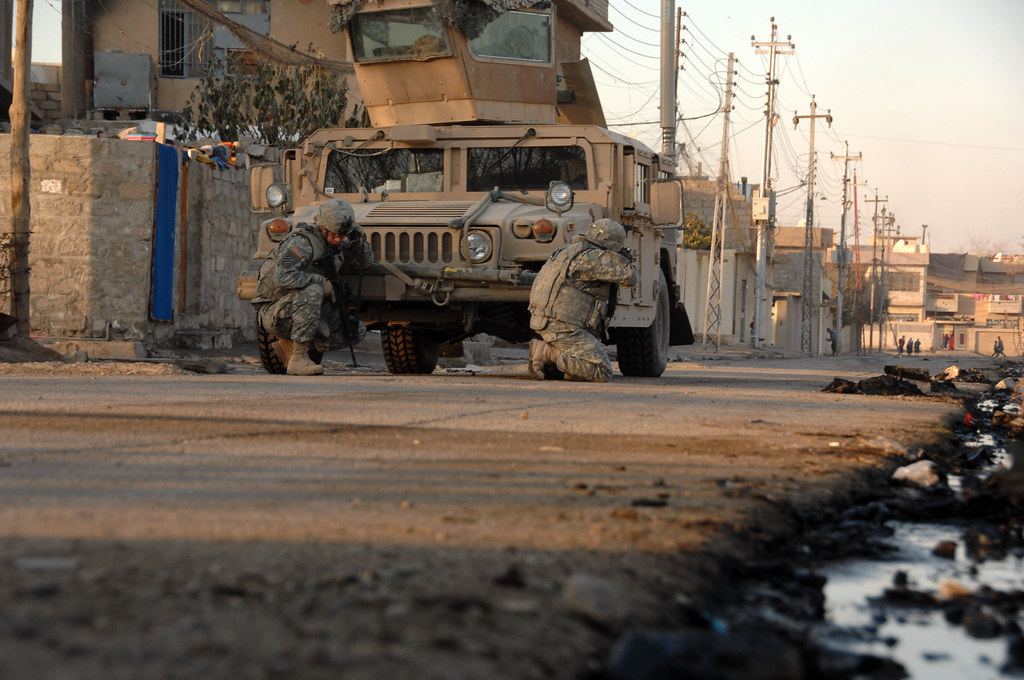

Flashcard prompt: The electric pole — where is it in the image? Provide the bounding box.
[750,18,794,349]
[10,0,34,337]
[830,143,861,356]
[852,173,867,354]
[61,0,91,119]
[659,0,676,161]
[865,193,888,352]
[702,52,735,351]
[879,210,897,351]
[792,96,832,355]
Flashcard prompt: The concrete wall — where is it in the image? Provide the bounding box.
[0,134,259,348]
[868,321,1021,357]
[677,246,757,347]
[0,135,156,338]
[177,154,261,343]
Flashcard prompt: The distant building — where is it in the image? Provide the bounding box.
[771,225,835,354]
[828,233,1024,355]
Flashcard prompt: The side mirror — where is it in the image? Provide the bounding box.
[650,179,684,228]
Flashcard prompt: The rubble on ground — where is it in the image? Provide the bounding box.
[822,375,924,396]
[934,365,988,383]
[824,362,1011,398]
[884,365,931,382]
[891,459,944,488]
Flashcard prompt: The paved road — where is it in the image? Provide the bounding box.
[0,348,989,679]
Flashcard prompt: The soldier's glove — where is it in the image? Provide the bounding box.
[619,247,634,263]
[320,276,335,302]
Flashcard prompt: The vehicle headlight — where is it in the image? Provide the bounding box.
[266,183,289,208]
[465,231,492,263]
[548,181,573,207]
[546,181,574,214]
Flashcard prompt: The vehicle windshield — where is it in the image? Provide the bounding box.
[349,7,451,62]
[467,10,551,62]
[325,148,445,194]
[467,146,587,192]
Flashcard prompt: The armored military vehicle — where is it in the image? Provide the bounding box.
[241,0,694,375]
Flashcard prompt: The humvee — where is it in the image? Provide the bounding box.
[240,0,694,376]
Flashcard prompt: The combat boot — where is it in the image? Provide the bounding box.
[528,339,559,380]
[287,341,323,375]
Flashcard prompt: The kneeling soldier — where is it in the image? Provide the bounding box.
[527,219,638,382]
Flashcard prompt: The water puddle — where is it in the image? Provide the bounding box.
[816,391,1024,678]
[822,521,1022,678]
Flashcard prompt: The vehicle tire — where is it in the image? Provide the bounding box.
[615,269,670,377]
[256,318,323,374]
[381,325,440,374]
[257,320,287,374]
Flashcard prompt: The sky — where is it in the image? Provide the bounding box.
[579,0,1024,254]
[21,0,1024,254]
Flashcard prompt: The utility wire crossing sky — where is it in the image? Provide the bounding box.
[23,0,1024,254]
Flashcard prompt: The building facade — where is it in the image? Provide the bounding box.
[23,0,610,124]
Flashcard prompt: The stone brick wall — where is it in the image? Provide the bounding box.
[0,134,260,348]
[0,135,156,338]
[30,82,62,119]
[176,162,260,344]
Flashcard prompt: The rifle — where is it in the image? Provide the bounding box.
[604,247,633,341]
[317,242,367,367]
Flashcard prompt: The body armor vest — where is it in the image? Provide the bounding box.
[529,241,611,334]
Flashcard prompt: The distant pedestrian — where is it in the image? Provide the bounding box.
[826,327,837,355]
[949,334,956,351]
[913,338,921,355]
[906,338,914,356]
[994,336,1006,358]
[941,332,949,349]
[897,336,905,356]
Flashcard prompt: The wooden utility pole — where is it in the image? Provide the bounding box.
[831,143,861,356]
[702,52,735,350]
[10,0,34,337]
[793,96,832,355]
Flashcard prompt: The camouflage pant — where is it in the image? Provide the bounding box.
[537,319,613,383]
[256,283,363,349]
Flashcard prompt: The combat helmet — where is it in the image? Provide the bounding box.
[584,218,627,251]
[315,198,356,235]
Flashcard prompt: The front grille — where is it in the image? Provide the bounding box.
[366,202,475,223]
[370,229,458,265]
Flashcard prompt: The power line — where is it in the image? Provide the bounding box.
[608,3,659,34]
[843,132,1024,153]
[618,0,660,20]
[591,32,660,62]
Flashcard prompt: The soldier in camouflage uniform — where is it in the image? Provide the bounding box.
[527,219,638,382]
[252,199,373,375]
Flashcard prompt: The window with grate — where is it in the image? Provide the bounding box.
[159,1,211,78]
[888,270,921,292]
[212,0,270,13]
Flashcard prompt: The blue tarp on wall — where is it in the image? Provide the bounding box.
[150,143,178,322]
